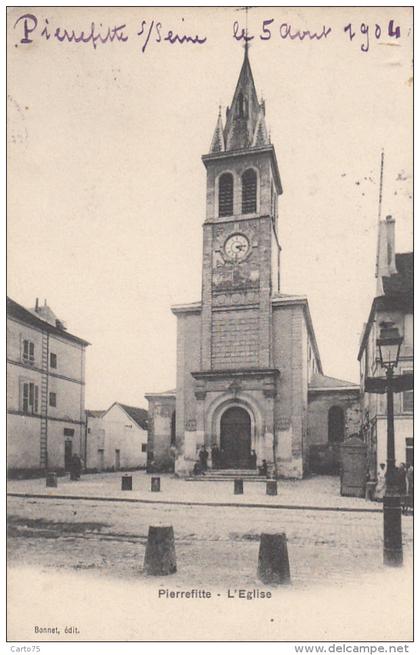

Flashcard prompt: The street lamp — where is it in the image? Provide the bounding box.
[376,322,403,567]
[377,323,403,371]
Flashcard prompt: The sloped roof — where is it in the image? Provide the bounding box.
[7,296,90,347]
[86,410,106,418]
[309,374,359,391]
[358,251,413,361]
[224,46,262,151]
[382,252,413,297]
[118,403,148,430]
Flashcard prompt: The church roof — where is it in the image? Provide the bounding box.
[309,374,359,392]
[209,47,269,154]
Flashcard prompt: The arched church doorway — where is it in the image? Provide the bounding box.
[220,406,251,469]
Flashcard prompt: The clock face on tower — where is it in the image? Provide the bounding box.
[224,233,250,262]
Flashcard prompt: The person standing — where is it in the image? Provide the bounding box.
[211,444,220,470]
[374,463,386,501]
[406,464,414,511]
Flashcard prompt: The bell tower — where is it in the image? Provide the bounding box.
[200,47,283,372]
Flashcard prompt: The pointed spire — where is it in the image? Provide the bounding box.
[252,107,269,147]
[223,48,262,151]
[210,106,225,153]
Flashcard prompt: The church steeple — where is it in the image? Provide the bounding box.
[210,106,225,153]
[221,46,268,152]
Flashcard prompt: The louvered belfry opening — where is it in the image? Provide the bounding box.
[242,168,257,214]
[218,172,234,217]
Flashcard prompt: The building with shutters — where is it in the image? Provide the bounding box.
[7,297,89,477]
[358,216,413,479]
[146,48,360,478]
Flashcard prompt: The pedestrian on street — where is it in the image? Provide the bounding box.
[259,459,268,477]
[211,444,220,469]
[374,463,386,501]
[201,446,209,471]
[250,449,257,470]
[406,465,414,511]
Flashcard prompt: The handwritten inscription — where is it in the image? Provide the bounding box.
[14,14,129,48]
[343,19,401,52]
[137,19,206,53]
[13,13,206,52]
[234,19,332,42]
[13,13,403,54]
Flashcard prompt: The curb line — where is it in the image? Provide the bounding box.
[7,492,383,514]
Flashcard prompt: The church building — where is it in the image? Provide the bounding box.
[146,48,360,478]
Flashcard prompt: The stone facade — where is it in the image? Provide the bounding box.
[146,50,359,479]
[7,297,89,477]
[308,383,361,473]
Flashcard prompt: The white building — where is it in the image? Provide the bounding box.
[7,297,90,476]
[358,217,413,478]
[86,402,148,472]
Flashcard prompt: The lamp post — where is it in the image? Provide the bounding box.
[365,322,414,566]
[365,322,412,565]
[375,323,403,566]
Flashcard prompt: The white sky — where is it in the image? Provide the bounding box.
[7,6,413,410]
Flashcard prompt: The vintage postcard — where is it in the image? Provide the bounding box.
[6,5,413,646]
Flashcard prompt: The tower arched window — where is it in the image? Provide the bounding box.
[218,173,234,217]
[242,169,257,214]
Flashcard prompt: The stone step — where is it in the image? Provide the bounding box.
[185,476,267,482]
[206,469,259,475]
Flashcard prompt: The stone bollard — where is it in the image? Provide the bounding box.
[143,525,177,576]
[121,474,132,491]
[257,532,291,585]
[46,472,58,488]
[266,479,278,496]
[151,476,161,492]
[234,478,244,495]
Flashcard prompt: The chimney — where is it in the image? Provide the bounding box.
[385,215,397,275]
[35,298,39,312]
[375,215,398,296]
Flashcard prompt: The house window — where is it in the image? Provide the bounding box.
[64,428,74,437]
[218,173,233,217]
[50,353,57,368]
[402,389,413,413]
[402,369,413,414]
[22,339,35,365]
[49,392,57,407]
[405,438,413,467]
[22,382,39,414]
[141,443,147,453]
[242,169,257,214]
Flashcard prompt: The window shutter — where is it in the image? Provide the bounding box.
[34,385,39,413]
[22,382,29,413]
[242,169,257,214]
[218,173,234,217]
